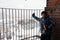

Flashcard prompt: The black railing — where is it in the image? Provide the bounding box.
[0,8,43,40]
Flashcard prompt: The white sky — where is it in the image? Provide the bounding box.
[0,0,46,9]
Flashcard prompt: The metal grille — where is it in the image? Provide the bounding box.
[0,8,43,40]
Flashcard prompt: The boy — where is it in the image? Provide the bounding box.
[32,11,55,40]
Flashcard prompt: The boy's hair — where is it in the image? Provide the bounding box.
[41,11,48,15]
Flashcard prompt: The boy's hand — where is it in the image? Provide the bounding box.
[32,13,35,17]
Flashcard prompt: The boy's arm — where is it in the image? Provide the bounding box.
[32,13,40,21]
[48,18,56,28]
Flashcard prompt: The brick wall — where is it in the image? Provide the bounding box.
[45,0,60,40]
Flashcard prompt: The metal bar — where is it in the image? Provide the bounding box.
[34,9,35,40]
[37,9,38,40]
[0,29,1,40]
[2,8,4,40]
[15,10,16,40]
[29,10,30,36]
[18,9,19,40]
[9,9,11,40]
[1,8,42,40]
[5,8,7,40]
[26,9,27,38]
[21,35,41,40]
[0,8,43,10]
[20,9,22,40]
[12,9,14,40]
